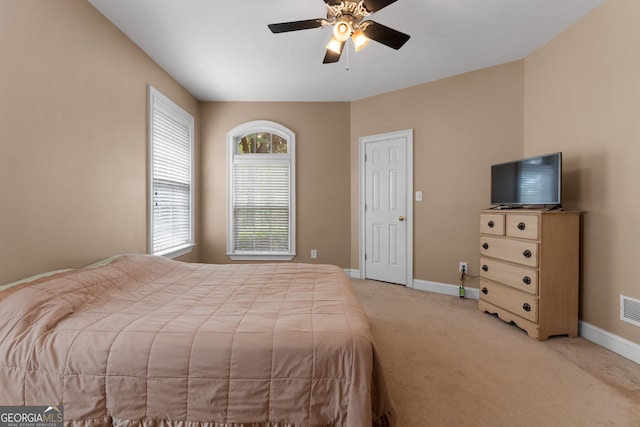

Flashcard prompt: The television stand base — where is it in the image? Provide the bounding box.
[547,204,564,211]
[488,204,564,211]
[490,205,523,210]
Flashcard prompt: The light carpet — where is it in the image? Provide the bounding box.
[351,279,640,426]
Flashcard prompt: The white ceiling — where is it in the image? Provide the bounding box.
[87,0,603,102]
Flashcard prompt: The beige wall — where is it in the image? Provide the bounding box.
[2,0,637,348]
[0,0,200,284]
[524,0,640,343]
[350,61,525,286]
[200,102,351,267]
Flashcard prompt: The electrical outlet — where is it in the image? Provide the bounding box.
[311,249,318,259]
[459,262,468,274]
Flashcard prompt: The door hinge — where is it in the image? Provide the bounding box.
[365,253,367,261]
[365,204,367,211]
[365,154,368,162]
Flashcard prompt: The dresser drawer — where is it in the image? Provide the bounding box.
[480,257,538,295]
[480,213,504,236]
[480,236,538,267]
[480,280,538,323]
[506,214,539,240]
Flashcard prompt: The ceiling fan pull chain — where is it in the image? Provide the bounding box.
[346,40,350,71]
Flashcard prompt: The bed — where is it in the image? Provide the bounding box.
[0,254,395,427]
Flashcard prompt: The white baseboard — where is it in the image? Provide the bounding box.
[579,321,640,365]
[412,278,480,300]
[349,273,479,299]
[346,269,360,278]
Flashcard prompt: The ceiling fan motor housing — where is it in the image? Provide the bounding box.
[328,1,371,26]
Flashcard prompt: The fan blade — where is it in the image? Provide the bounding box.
[323,0,342,5]
[362,0,398,13]
[323,41,345,64]
[268,19,325,33]
[362,21,410,50]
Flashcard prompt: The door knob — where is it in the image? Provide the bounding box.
[398,216,405,221]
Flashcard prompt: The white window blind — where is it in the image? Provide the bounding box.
[149,87,194,257]
[233,161,290,253]
[227,120,296,261]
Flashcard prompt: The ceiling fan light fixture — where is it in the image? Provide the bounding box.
[326,36,343,54]
[352,28,370,51]
[333,18,352,42]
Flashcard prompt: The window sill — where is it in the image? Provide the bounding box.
[227,253,295,261]
[155,243,195,259]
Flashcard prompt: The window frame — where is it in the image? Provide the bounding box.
[148,86,195,258]
[226,120,296,261]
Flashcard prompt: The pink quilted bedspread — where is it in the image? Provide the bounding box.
[0,255,395,426]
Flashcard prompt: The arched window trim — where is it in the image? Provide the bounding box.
[226,120,296,260]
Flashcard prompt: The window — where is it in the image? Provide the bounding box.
[227,121,295,260]
[148,86,194,258]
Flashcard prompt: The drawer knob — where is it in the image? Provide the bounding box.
[488,220,495,228]
[518,222,526,231]
[523,303,531,312]
[482,242,489,250]
[482,287,488,295]
[482,264,489,272]
[523,276,532,285]
[522,249,532,259]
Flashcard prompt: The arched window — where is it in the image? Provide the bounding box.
[227,120,295,260]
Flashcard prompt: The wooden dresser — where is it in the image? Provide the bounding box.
[478,209,580,340]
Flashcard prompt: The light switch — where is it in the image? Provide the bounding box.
[416,191,423,202]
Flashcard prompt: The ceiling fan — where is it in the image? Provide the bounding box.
[268,0,410,64]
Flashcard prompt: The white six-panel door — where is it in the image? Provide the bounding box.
[360,130,413,285]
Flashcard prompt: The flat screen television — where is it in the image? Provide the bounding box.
[491,152,562,208]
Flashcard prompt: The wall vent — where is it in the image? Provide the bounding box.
[620,295,640,327]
